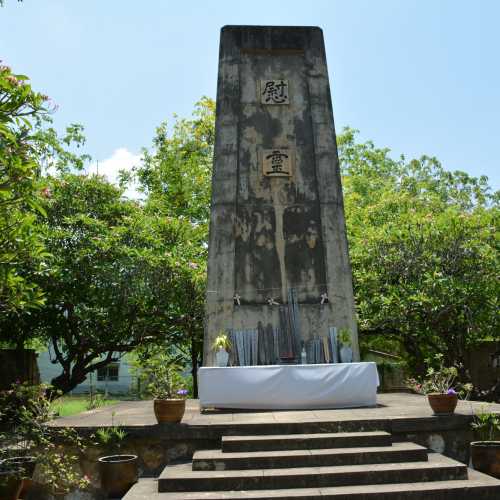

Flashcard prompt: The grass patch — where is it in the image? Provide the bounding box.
[51,395,119,417]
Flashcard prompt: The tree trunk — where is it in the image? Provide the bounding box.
[49,373,76,397]
[49,365,88,396]
[190,335,199,399]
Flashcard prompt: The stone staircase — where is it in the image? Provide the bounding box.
[124,430,500,499]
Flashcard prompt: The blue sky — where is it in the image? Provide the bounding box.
[1,0,498,189]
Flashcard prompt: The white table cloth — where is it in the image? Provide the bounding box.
[198,362,379,410]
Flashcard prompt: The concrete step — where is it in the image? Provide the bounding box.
[193,442,428,470]
[221,431,392,452]
[158,453,467,492]
[125,468,500,499]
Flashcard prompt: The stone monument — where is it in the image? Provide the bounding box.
[204,26,359,366]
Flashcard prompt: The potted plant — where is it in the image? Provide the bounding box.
[0,461,22,500]
[470,408,500,478]
[144,361,188,424]
[212,332,231,367]
[94,421,138,498]
[0,382,89,499]
[338,328,353,363]
[0,382,41,499]
[1,455,36,499]
[409,355,469,416]
[0,429,37,499]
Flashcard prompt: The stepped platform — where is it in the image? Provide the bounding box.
[124,430,500,499]
[48,394,500,498]
[125,471,500,499]
[49,393,500,475]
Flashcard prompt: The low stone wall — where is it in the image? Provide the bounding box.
[390,415,475,464]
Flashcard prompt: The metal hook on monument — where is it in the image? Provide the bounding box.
[267,297,280,306]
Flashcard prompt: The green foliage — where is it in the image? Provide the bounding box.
[131,98,215,396]
[39,174,198,394]
[338,328,352,346]
[134,96,215,227]
[139,353,188,400]
[0,382,88,493]
[212,332,231,351]
[49,394,117,417]
[93,422,127,452]
[85,391,107,411]
[339,128,499,377]
[407,354,473,396]
[421,355,458,394]
[471,408,500,441]
[0,61,90,348]
[0,63,50,316]
[0,382,55,429]
[0,171,203,394]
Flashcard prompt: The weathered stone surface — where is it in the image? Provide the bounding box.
[124,471,500,499]
[192,442,428,470]
[221,431,392,452]
[204,26,358,365]
[158,455,467,492]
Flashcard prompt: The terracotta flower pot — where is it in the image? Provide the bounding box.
[427,393,458,415]
[98,454,138,498]
[153,398,186,424]
[0,469,22,500]
[470,441,500,478]
[2,457,36,498]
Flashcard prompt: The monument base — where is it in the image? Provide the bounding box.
[198,362,379,410]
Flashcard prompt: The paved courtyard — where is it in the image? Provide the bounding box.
[50,393,500,428]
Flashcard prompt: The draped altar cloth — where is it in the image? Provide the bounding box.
[198,362,379,410]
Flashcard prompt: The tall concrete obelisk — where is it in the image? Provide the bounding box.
[203,26,359,366]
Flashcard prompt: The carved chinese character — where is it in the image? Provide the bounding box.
[262,149,292,177]
[261,80,289,104]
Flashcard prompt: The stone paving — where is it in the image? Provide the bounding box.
[50,393,500,428]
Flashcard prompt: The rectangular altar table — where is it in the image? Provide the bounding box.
[198,362,379,410]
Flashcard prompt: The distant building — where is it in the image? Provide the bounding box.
[37,351,136,395]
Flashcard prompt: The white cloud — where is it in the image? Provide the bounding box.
[87,148,143,199]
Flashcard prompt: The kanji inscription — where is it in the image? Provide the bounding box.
[260,80,289,104]
[262,149,293,177]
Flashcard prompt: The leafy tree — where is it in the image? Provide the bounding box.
[0,61,91,352]
[339,128,499,377]
[0,63,49,316]
[134,97,215,227]
[1,173,201,394]
[132,98,215,395]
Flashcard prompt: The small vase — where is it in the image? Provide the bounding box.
[215,347,229,367]
[340,346,353,363]
[153,398,186,423]
[427,393,458,415]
